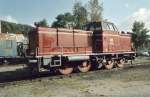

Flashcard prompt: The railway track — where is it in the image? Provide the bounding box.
[0,61,150,86]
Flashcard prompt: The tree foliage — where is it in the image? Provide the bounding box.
[73,1,88,29]
[1,20,33,36]
[132,21,150,50]
[34,19,49,27]
[88,0,103,22]
[51,12,74,28]
[51,0,103,28]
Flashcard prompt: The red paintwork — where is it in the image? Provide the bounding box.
[119,34,132,52]
[28,22,133,56]
[29,27,93,56]
[102,30,132,53]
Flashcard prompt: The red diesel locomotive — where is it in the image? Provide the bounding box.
[28,21,135,75]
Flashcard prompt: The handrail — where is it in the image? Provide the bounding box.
[36,46,92,56]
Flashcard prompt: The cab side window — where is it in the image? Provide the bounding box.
[102,22,110,30]
[112,24,118,31]
[85,22,102,31]
[89,25,95,31]
[94,23,102,30]
[107,23,115,31]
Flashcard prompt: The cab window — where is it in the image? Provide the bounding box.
[85,22,102,31]
[102,22,110,30]
[107,23,115,31]
[113,24,118,31]
[89,25,95,31]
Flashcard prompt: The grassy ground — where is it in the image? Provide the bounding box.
[133,56,150,64]
[0,56,150,97]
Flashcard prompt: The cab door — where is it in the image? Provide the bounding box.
[92,31,103,53]
[86,22,103,53]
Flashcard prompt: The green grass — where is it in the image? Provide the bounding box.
[133,56,150,64]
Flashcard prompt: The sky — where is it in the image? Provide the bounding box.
[0,0,150,32]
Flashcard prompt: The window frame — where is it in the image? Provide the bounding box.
[102,22,110,31]
[85,22,102,31]
[107,23,115,31]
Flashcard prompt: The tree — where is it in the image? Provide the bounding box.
[51,12,74,28]
[88,0,103,22]
[51,0,103,28]
[64,13,75,27]
[52,14,66,28]
[73,1,88,29]
[1,20,33,36]
[132,21,150,50]
[35,19,49,27]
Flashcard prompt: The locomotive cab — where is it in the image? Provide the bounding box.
[85,21,132,53]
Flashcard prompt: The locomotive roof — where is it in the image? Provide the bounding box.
[0,33,26,42]
[0,33,17,40]
[36,27,93,34]
[86,20,114,25]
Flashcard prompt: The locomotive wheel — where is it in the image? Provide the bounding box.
[59,66,73,75]
[78,61,91,73]
[117,59,125,68]
[104,60,114,69]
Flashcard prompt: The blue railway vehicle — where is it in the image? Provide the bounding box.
[0,40,18,57]
[0,34,28,64]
